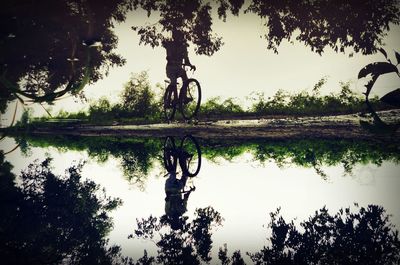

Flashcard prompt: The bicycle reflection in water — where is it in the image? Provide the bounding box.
[162,135,201,230]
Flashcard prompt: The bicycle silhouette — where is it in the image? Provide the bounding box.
[163,135,201,177]
[163,66,201,122]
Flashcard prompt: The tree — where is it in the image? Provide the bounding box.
[0,154,130,264]
[246,0,400,55]
[132,0,245,56]
[120,71,159,117]
[249,205,400,265]
[0,0,136,113]
[131,206,224,264]
[133,1,400,56]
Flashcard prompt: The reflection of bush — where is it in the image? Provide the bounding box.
[18,135,162,190]
[249,205,400,265]
[131,204,400,264]
[0,154,127,264]
[131,207,223,265]
[201,139,400,178]
[19,135,400,184]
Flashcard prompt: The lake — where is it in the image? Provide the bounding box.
[1,134,400,264]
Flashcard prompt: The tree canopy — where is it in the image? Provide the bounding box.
[0,0,135,113]
[130,204,400,264]
[0,154,128,264]
[133,0,400,55]
[246,0,400,54]
[1,0,399,114]
[132,0,245,56]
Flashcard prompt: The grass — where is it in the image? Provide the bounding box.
[13,77,398,128]
[13,134,400,182]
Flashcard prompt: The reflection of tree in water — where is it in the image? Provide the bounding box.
[0,153,129,264]
[1,1,134,111]
[130,207,223,264]
[118,143,159,190]
[19,135,400,183]
[250,140,400,178]
[249,205,400,265]
[18,135,161,190]
[85,141,156,190]
[199,139,400,178]
[131,204,400,264]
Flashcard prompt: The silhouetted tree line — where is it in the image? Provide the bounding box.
[15,135,400,184]
[0,153,130,264]
[0,145,399,264]
[131,204,400,264]
[130,207,224,265]
[27,76,396,124]
[0,0,136,112]
[1,0,399,113]
[133,0,400,56]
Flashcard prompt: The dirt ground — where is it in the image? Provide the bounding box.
[27,110,400,142]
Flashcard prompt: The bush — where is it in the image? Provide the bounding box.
[88,97,114,122]
[201,97,245,117]
[120,71,161,118]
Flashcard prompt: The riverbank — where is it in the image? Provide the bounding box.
[5,110,399,141]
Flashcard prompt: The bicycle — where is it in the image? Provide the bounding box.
[163,66,201,121]
[163,135,201,177]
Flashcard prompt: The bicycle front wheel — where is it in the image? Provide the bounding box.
[179,78,201,120]
[163,86,177,122]
[163,136,177,173]
[179,135,201,177]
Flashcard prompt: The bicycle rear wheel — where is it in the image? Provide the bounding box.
[163,86,177,122]
[163,136,177,173]
[179,135,201,177]
[179,78,201,120]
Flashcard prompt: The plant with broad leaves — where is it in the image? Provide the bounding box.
[358,48,400,106]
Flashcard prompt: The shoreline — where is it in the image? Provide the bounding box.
[6,110,399,141]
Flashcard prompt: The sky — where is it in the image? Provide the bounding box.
[2,8,400,121]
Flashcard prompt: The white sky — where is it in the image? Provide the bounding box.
[2,9,400,121]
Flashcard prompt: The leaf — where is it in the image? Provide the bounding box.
[358,62,398,79]
[378,48,387,58]
[364,75,378,98]
[395,51,400,65]
[380,88,400,107]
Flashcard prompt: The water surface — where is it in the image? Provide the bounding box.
[2,135,400,264]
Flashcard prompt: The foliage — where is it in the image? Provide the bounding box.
[15,135,162,190]
[219,245,246,265]
[14,108,33,127]
[357,48,400,131]
[249,205,400,264]
[86,71,162,123]
[15,135,400,183]
[119,71,161,118]
[130,206,224,265]
[246,1,400,55]
[0,153,130,265]
[89,97,115,122]
[358,48,400,102]
[1,0,399,116]
[28,76,399,126]
[130,203,400,264]
[0,0,135,112]
[201,97,244,117]
[133,0,400,57]
[201,138,400,178]
[132,0,244,56]
[249,79,373,116]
